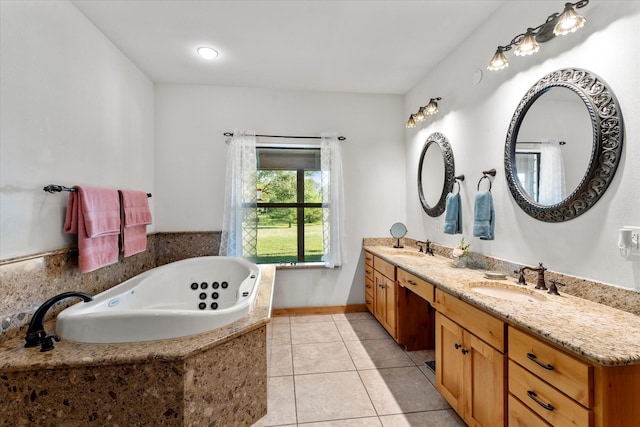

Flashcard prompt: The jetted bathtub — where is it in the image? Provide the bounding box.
[56,256,261,343]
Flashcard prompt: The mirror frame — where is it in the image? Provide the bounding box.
[504,68,624,222]
[418,132,455,217]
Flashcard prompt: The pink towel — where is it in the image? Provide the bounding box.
[63,186,120,273]
[119,190,152,257]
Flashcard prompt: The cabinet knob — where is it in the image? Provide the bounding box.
[461,348,469,355]
[454,343,462,350]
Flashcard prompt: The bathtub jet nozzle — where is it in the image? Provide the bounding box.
[24,291,93,349]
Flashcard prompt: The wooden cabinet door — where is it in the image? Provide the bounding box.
[436,312,465,414]
[374,270,386,324]
[384,274,396,336]
[463,331,506,427]
[374,271,396,338]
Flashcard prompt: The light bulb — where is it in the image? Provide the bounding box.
[415,107,426,122]
[197,47,219,60]
[487,48,509,71]
[425,99,439,115]
[514,30,540,56]
[554,5,586,36]
[405,115,416,128]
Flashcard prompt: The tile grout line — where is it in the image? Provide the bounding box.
[336,316,384,421]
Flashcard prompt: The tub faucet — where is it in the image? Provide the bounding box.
[25,291,93,349]
[519,263,548,290]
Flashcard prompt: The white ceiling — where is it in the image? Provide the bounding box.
[71,0,505,95]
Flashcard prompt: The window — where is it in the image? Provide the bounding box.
[221,131,343,268]
[255,147,324,264]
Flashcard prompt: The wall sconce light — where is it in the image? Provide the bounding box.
[487,0,589,71]
[405,97,442,128]
[618,227,640,258]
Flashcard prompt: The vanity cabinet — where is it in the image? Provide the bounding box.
[509,326,593,427]
[507,326,640,427]
[364,251,374,313]
[397,268,435,351]
[372,255,397,339]
[435,290,506,427]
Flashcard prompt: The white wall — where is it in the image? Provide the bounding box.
[155,85,405,307]
[405,1,640,290]
[0,1,155,259]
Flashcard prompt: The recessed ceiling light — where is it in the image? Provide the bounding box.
[197,47,218,60]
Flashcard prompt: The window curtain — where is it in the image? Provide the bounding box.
[220,131,258,259]
[538,139,566,205]
[320,132,345,268]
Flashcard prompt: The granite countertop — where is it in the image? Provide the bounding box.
[0,265,276,373]
[364,245,640,366]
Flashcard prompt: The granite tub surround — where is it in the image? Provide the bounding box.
[0,265,275,426]
[0,244,155,340]
[155,231,221,267]
[363,244,640,366]
[363,237,640,316]
[0,231,222,339]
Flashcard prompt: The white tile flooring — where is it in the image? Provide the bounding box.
[252,312,467,427]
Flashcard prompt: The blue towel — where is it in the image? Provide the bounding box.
[473,191,494,240]
[443,192,462,234]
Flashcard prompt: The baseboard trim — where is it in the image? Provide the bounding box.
[272,304,368,317]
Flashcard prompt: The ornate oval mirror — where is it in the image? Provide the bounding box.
[505,68,623,222]
[418,132,455,217]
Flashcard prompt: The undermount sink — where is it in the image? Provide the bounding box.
[392,249,425,257]
[468,282,546,303]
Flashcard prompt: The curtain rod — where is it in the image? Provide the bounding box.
[223,132,346,141]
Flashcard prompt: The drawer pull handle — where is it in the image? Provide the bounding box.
[527,390,555,412]
[365,284,372,288]
[407,279,417,286]
[365,299,371,304]
[527,353,554,371]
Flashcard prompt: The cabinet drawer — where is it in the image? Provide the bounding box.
[509,360,593,427]
[397,268,434,304]
[509,327,593,407]
[364,285,374,313]
[435,289,505,352]
[373,256,395,280]
[364,251,373,267]
[365,277,374,296]
[364,264,374,282]
[508,394,551,427]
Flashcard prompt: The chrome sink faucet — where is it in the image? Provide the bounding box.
[25,291,93,351]
[518,263,548,290]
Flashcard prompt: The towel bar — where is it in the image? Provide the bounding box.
[43,185,151,198]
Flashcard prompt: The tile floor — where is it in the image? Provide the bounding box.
[252,312,467,427]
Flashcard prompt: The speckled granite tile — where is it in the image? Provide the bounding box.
[0,243,155,340]
[1,232,224,339]
[364,245,640,366]
[0,360,184,426]
[155,232,221,266]
[0,265,274,426]
[183,326,267,426]
[362,238,640,315]
[0,265,274,372]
